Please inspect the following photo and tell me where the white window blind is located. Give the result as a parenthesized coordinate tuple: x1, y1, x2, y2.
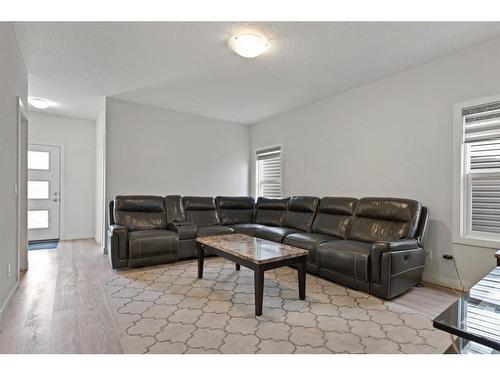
(462, 102, 500, 239)
(256, 146, 282, 198)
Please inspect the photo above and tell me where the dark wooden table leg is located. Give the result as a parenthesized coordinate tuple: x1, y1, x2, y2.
(254, 267, 264, 316)
(235, 263, 240, 271)
(297, 257, 306, 300)
(197, 244, 204, 279)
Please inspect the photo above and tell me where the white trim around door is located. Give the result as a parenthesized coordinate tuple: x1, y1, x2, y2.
(17, 97, 28, 273)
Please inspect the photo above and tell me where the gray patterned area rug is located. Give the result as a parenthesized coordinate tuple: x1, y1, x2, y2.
(101, 257, 450, 354)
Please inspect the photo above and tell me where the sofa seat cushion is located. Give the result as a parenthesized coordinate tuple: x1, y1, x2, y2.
(283, 233, 340, 264)
(128, 230, 178, 258)
(197, 225, 234, 237)
(230, 223, 268, 237)
(317, 240, 372, 281)
(254, 226, 302, 243)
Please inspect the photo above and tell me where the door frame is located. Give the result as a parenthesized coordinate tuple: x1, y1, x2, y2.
(27, 142, 65, 242)
(17, 97, 28, 273)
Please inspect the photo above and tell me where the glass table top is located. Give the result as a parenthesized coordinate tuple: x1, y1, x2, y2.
(433, 267, 500, 353)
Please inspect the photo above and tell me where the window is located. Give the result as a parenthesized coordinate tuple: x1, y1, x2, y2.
(256, 146, 282, 198)
(459, 100, 500, 244)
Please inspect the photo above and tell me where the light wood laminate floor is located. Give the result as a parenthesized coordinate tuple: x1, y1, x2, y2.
(0, 239, 458, 354)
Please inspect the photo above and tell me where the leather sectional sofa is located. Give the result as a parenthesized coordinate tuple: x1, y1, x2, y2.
(108, 195, 428, 299)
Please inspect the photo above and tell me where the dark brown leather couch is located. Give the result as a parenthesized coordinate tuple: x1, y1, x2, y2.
(107, 194, 428, 300)
(164, 195, 198, 260)
(283, 197, 358, 274)
(215, 196, 297, 237)
(108, 196, 179, 269)
(316, 198, 427, 299)
(254, 196, 319, 242)
(216, 196, 254, 225)
(182, 196, 234, 237)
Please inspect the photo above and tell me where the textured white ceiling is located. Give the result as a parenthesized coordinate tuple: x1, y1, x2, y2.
(13, 22, 500, 124)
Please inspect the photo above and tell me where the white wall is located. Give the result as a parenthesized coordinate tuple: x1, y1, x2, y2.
(29, 112, 96, 240)
(251, 37, 500, 290)
(95, 99, 106, 247)
(0, 23, 28, 317)
(105, 98, 250, 205)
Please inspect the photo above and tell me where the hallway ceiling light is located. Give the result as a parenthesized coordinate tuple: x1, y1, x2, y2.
(29, 97, 50, 109)
(229, 33, 268, 58)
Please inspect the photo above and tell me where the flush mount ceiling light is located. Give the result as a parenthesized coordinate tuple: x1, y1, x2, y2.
(229, 33, 268, 58)
(29, 97, 50, 110)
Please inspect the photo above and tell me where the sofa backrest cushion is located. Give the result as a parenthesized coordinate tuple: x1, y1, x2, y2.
(114, 195, 166, 231)
(165, 195, 185, 223)
(215, 196, 254, 225)
(348, 197, 422, 242)
(254, 197, 289, 226)
(283, 196, 319, 232)
(311, 197, 358, 239)
(182, 196, 220, 225)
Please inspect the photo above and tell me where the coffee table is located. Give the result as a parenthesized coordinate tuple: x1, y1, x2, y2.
(196, 233, 308, 316)
(433, 266, 500, 353)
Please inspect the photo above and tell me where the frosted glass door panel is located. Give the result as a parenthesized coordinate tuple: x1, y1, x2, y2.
(28, 180, 49, 199)
(28, 151, 50, 170)
(28, 210, 49, 229)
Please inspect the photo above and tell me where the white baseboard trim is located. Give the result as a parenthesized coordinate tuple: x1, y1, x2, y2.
(61, 233, 95, 241)
(0, 281, 19, 321)
(422, 272, 471, 291)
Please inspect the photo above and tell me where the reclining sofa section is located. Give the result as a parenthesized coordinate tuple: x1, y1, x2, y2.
(108, 195, 428, 299)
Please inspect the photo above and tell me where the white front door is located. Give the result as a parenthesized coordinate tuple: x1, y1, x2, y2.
(28, 144, 61, 241)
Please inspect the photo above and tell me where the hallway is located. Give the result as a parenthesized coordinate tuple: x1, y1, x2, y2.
(0, 240, 121, 353)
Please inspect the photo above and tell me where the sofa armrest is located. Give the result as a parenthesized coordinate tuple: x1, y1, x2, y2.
(167, 221, 197, 240)
(370, 239, 421, 284)
(107, 224, 129, 268)
(109, 224, 127, 234)
(373, 239, 420, 253)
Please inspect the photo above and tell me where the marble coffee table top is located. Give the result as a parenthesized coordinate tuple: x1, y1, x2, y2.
(196, 233, 308, 265)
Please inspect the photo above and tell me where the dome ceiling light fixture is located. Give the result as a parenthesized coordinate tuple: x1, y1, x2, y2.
(29, 97, 50, 110)
(229, 33, 269, 58)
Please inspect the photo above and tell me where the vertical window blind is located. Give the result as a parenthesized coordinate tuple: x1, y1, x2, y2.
(256, 146, 282, 198)
(463, 102, 500, 236)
